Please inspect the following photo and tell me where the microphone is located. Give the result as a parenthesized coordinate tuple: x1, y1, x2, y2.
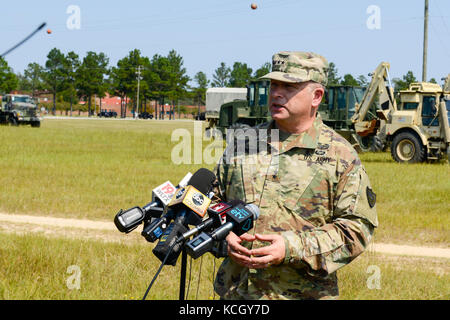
(185, 202, 260, 259)
(175, 201, 232, 243)
(114, 180, 176, 233)
(151, 168, 217, 265)
(140, 173, 193, 242)
(114, 172, 192, 234)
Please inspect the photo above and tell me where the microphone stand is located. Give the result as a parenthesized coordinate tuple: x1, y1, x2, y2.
(179, 247, 188, 300)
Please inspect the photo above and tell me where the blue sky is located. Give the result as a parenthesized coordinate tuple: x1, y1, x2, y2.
(2, 0, 450, 86)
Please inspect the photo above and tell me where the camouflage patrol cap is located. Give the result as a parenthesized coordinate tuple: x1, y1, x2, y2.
(261, 51, 329, 86)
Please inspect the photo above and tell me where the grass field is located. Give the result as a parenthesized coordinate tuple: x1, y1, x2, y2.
(0, 118, 448, 246)
(0, 232, 448, 300)
(0, 118, 449, 300)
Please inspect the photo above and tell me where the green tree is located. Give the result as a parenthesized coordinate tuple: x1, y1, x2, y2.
(327, 62, 341, 85)
(0, 57, 18, 94)
(340, 74, 359, 86)
(357, 75, 368, 87)
(76, 51, 109, 116)
(145, 54, 171, 119)
(63, 52, 80, 116)
(192, 71, 209, 117)
(393, 71, 417, 91)
(166, 49, 190, 119)
(110, 49, 150, 118)
(212, 62, 230, 87)
(43, 48, 67, 114)
(253, 62, 271, 79)
(23, 62, 45, 95)
(229, 62, 252, 87)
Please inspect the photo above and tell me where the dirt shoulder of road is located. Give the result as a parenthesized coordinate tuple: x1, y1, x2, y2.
(0, 212, 449, 259)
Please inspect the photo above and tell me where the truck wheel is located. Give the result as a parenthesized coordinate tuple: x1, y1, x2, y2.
(355, 135, 371, 152)
(8, 117, 18, 126)
(391, 132, 426, 163)
(31, 121, 41, 128)
(371, 135, 386, 152)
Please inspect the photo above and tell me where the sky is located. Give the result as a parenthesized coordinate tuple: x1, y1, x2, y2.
(2, 0, 450, 86)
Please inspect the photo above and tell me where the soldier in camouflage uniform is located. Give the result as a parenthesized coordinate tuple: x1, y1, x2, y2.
(213, 51, 378, 300)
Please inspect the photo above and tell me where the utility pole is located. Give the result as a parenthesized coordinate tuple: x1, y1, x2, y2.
(135, 65, 142, 119)
(422, 0, 429, 82)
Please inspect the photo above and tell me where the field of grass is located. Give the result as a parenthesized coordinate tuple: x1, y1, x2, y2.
(0, 118, 448, 300)
(0, 118, 448, 246)
(0, 232, 448, 300)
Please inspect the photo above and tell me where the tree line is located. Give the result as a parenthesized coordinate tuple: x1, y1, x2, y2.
(0, 49, 272, 117)
(0, 49, 440, 117)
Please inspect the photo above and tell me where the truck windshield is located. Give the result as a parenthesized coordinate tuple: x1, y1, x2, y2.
(354, 88, 365, 103)
(12, 96, 33, 103)
(258, 86, 268, 106)
(248, 84, 255, 107)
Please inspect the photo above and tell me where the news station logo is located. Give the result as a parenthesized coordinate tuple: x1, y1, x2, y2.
(192, 193, 205, 206)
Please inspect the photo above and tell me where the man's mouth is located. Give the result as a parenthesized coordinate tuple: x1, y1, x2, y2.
(270, 103, 285, 110)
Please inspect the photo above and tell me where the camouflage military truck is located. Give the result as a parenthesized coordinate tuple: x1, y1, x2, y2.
(385, 82, 450, 162)
(351, 62, 450, 163)
(0, 94, 41, 127)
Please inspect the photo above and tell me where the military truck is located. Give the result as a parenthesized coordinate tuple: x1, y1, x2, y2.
(205, 87, 247, 136)
(351, 62, 450, 163)
(210, 79, 381, 151)
(0, 94, 41, 127)
(214, 80, 270, 135)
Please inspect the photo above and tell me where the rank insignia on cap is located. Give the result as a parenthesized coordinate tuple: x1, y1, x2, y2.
(366, 187, 376, 208)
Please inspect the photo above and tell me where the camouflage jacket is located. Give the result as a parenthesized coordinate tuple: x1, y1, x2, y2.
(213, 115, 378, 300)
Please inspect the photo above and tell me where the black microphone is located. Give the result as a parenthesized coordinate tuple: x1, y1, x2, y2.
(152, 168, 217, 265)
(185, 203, 260, 259)
(114, 180, 176, 233)
(175, 201, 232, 243)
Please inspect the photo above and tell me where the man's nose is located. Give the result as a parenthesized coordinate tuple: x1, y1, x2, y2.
(270, 85, 283, 98)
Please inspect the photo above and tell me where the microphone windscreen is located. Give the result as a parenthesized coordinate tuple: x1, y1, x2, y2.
(188, 168, 216, 195)
(244, 203, 260, 220)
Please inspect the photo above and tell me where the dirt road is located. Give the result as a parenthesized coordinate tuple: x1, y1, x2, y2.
(0, 213, 449, 259)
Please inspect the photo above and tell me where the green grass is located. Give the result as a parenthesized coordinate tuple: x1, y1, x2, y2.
(0, 232, 447, 300)
(0, 119, 218, 220)
(0, 118, 448, 246)
(0, 231, 219, 300)
(360, 152, 450, 246)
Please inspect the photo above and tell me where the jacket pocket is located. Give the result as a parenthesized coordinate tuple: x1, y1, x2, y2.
(281, 168, 335, 223)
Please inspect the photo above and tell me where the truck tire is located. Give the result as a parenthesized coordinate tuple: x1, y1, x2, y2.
(31, 121, 41, 128)
(371, 135, 386, 152)
(8, 117, 18, 126)
(391, 132, 426, 163)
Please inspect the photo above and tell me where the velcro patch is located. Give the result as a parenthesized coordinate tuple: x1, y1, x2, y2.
(366, 187, 376, 208)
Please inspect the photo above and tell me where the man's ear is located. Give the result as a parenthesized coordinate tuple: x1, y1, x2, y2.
(311, 86, 325, 108)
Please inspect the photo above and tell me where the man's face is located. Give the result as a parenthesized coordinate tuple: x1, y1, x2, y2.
(269, 80, 322, 123)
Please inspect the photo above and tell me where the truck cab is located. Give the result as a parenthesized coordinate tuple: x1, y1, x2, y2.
(0, 94, 41, 127)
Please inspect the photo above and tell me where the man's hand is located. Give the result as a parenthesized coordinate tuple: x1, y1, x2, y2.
(248, 234, 285, 268)
(226, 232, 255, 268)
(226, 232, 285, 269)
